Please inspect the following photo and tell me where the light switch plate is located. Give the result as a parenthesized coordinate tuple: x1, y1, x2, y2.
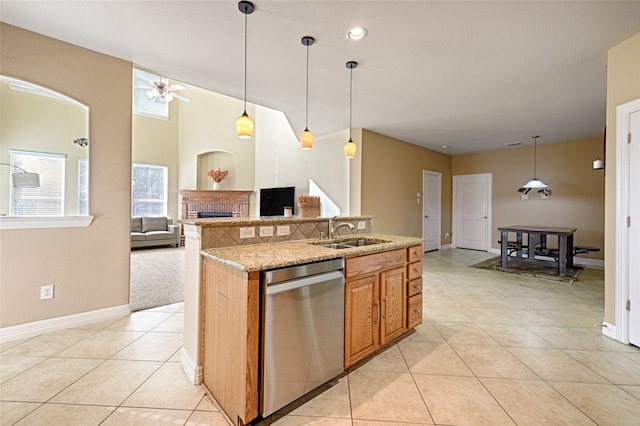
(239, 227, 255, 238)
(276, 225, 290, 236)
(259, 226, 274, 237)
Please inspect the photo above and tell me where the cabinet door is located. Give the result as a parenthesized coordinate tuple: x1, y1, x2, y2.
(380, 267, 407, 344)
(345, 275, 379, 367)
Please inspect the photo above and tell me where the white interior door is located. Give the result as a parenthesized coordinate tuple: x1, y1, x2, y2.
(422, 171, 441, 252)
(453, 174, 491, 251)
(629, 110, 640, 347)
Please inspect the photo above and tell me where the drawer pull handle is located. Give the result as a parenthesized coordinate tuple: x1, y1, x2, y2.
(413, 268, 420, 273)
(415, 309, 421, 313)
(414, 284, 421, 289)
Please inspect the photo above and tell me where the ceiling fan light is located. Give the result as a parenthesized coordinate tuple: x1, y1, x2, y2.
(344, 139, 357, 159)
(522, 178, 547, 189)
(300, 129, 313, 150)
(164, 94, 174, 103)
(237, 111, 254, 139)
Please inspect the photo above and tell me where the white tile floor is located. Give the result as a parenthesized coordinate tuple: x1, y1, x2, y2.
(2, 248, 640, 425)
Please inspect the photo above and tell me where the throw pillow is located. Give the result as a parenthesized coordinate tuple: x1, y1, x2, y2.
(142, 216, 168, 233)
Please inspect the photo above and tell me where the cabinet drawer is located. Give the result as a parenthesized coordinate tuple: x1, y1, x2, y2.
(407, 277, 422, 297)
(407, 245, 423, 263)
(345, 249, 406, 279)
(407, 293, 423, 329)
(407, 260, 423, 281)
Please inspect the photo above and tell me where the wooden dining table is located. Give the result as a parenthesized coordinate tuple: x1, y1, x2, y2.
(497, 225, 577, 276)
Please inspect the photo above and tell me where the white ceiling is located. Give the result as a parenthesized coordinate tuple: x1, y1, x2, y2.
(2, 0, 639, 154)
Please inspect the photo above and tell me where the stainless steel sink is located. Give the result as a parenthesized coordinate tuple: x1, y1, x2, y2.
(316, 242, 352, 249)
(312, 238, 389, 249)
(339, 239, 386, 247)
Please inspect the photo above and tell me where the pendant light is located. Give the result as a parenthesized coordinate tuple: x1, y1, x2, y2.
(236, 1, 254, 139)
(344, 61, 358, 159)
(521, 135, 547, 189)
(300, 36, 315, 150)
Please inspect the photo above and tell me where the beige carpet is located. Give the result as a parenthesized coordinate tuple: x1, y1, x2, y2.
(130, 247, 185, 311)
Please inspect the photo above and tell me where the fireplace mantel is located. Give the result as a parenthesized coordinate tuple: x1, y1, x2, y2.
(179, 190, 252, 220)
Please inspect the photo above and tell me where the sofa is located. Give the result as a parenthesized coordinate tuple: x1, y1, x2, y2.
(131, 216, 180, 248)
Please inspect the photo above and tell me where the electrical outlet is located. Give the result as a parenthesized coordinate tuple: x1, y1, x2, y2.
(276, 225, 290, 236)
(357, 221, 366, 230)
(239, 227, 255, 238)
(259, 226, 274, 237)
(41, 284, 54, 300)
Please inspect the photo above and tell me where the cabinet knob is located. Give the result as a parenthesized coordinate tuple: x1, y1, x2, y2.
(414, 284, 421, 289)
(415, 309, 421, 313)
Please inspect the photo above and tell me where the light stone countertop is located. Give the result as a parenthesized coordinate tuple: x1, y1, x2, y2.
(200, 233, 423, 272)
(180, 215, 374, 227)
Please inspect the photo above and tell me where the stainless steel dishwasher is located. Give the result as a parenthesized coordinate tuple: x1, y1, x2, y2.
(261, 258, 345, 417)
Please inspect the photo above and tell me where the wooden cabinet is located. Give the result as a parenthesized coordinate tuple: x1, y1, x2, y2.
(406, 245, 424, 329)
(345, 249, 407, 367)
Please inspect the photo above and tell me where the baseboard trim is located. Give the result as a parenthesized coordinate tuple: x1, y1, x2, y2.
(486, 248, 603, 268)
(0, 304, 131, 344)
(181, 347, 203, 385)
(602, 322, 617, 340)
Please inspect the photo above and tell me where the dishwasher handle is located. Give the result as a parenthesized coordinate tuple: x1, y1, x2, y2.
(265, 270, 344, 295)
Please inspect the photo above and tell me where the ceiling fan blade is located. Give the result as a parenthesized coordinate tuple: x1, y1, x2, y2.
(169, 84, 185, 91)
(172, 92, 191, 103)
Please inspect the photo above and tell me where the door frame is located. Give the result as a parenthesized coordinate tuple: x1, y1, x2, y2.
(615, 97, 640, 344)
(452, 173, 492, 251)
(422, 170, 441, 252)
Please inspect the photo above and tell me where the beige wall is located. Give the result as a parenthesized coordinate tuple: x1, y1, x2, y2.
(453, 137, 605, 259)
(0, 24, 132, 327)
(132, 101, 180, 220)
(177, 83, 256, 215)
(360, 129, 452, 240)
(604, 31, 640, 324)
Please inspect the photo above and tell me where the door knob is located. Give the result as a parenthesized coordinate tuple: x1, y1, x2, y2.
(482, 216, 488, 219)
(425, 215, 429, 218)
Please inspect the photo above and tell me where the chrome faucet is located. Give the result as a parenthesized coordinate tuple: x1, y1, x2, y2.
(328, 216, 355, 239)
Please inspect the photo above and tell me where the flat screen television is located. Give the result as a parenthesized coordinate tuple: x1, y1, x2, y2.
(260, 186, 295, 216)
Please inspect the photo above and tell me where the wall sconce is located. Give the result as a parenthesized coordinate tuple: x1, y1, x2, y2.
(74, 137, 89, 147)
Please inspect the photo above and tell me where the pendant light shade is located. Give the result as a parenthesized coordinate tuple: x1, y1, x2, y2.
(300, 36, 315, 150)
(236, 1, 254, 139)
(521, 135, 547, 189)
(344, 61, 358, 159)
(236, 111, 254, 139)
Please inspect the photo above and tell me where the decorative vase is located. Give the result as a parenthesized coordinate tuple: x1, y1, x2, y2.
(213, 181, 221, 190)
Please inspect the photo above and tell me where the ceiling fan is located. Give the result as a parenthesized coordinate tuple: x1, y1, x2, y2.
(141, 80, 191, 103)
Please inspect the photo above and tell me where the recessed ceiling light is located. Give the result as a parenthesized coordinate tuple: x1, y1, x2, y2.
(441, 145, 450, 149)
(347, 27, 368, 41)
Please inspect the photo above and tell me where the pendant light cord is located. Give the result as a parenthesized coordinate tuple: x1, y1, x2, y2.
(349, 66, 353, 140)
(532, 135, 539, 179)
(305, 43, 309, 130)
(243, 10, 248, 113)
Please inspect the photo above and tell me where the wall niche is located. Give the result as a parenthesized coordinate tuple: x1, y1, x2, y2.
(198, 150, 237, 191)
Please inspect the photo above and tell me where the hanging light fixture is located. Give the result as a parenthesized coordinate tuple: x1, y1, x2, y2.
(521, 135, 547, 189)
(344, 61, 358, 159)
(236, 1, 255, 139)
(300, 36, 315, 150)
(0, 163, 40, 188)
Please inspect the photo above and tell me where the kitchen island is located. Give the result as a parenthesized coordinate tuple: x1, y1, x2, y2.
(200, 233, 423, 425)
